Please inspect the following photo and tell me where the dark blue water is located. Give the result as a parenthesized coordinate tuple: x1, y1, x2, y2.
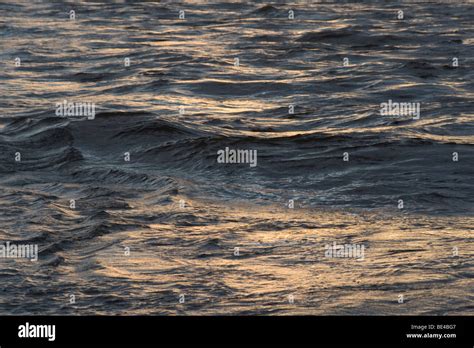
(0, 1, 472, 315)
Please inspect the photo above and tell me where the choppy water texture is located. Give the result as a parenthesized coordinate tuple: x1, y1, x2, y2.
(0, 1, 473, 315)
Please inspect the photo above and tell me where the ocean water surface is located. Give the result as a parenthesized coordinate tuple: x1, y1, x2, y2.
(0, 1, 473, 315)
